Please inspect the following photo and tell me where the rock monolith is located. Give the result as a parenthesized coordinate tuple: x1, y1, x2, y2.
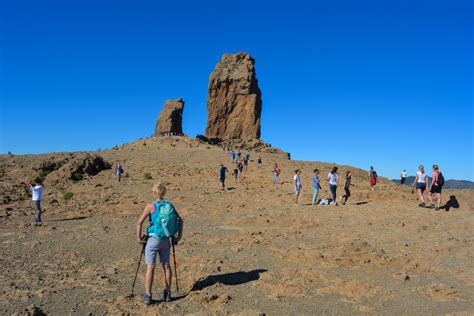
(205, 52, 262, 140)
(154, 99, 185, 136)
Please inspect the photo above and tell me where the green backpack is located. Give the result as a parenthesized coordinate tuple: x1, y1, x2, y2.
(147, 200, 180, 238)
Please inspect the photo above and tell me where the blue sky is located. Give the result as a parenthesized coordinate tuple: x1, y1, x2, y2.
(1, 0, 473, 180)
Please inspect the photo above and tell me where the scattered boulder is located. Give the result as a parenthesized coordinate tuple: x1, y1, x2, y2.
(205, 52, 262, 140)
(154, 99, 185, 136)
(46, 154, 111, 185)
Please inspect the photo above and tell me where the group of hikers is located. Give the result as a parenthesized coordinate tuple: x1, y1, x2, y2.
(219, 150, 263, 189)
(21, 145, 448, 306)
(293, 167, 365, 206)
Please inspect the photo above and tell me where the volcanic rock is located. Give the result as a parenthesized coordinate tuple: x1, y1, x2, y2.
(205, 52, 262, 140)
(154, 99, 185, 136)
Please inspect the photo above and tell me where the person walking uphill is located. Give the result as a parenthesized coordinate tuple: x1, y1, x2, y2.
(369, 166, 377, 191)
(428, 164, 444, 210)
(412, 165, 428, 207)
(273, 164, 281, 184)
(341, 171, 352, 205)
(294, 170, 302, 205)
(328, 167, 339, 205)
(136, 182, 184, 305)
(311, 169, 321, 205)
(219, 164, 227, 190)
(24, 178, 44, 223)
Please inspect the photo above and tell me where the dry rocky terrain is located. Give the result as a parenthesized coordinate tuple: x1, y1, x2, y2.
(1, 136, 473, 315)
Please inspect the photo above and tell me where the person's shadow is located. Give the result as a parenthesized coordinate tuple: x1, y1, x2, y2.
(169, 269, 267, 302)
(191, 269, 267, 291)
(440, 195, 460, 212)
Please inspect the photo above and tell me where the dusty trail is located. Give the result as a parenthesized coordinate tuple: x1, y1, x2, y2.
(1, 136, 473, 315)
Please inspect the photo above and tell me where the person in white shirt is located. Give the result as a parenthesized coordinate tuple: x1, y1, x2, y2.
(412, 165, 428, 207)
(24, 178, 45, 223)
(327, 167, 339, 205)
(293, 169, 302, 205)
(400, 170, 408, 185)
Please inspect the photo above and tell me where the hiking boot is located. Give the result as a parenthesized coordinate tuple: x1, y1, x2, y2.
(163, 289, 171, 302)
(141, 293, 152, 305)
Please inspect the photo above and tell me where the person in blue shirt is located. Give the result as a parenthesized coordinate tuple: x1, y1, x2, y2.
(230, 150, 236, 163)
(219, 164, 227, 190)
(312, 169, 321, 205)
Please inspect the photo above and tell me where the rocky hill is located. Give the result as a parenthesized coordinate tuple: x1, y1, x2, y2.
(1, 136, 473, 315)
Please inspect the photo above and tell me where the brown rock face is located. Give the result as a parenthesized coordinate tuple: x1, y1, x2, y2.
(154, 99, 185, 136)
(205, 52, 262, 140)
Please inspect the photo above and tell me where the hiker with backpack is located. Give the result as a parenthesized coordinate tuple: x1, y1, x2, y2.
(273, 164, 281, 184)
(369, 166, 377, 191)
(328, 167, 339, 205)
(412, 165, 428, 207)
(219, 164, 227, 190)
(115, 161, 124, 182)
(136, 182, 183, 305)
(24, 178, 45, 223)
(428, 164, 444, 210)
(341, 171, 352, 205)
(311, 169, 321, 205)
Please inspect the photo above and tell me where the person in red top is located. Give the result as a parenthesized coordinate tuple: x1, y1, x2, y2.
(429, 164, 443, 210)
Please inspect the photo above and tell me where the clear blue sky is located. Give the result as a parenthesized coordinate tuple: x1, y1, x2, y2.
(1, 0, 473, 180)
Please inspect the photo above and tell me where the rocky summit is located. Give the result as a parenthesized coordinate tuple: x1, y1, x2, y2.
(154, 99, 185, 136)
(205, 52, 262, 141)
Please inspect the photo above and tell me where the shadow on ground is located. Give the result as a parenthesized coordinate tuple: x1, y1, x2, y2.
(47, 216, 88, 222)
(191, 269, 267, 291)
(441, 195, 460, 212)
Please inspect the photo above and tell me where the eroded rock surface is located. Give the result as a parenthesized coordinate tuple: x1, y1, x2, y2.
(205, 52, 262, 140)
(154, 99, 185, 136)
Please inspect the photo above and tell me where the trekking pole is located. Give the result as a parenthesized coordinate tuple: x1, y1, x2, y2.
(171, 237, 180, 293)
(131, 235, 148, 296)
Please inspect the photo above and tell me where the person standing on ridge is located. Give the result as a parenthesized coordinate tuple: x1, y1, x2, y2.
(136, 182, 184, 305)
(328, 167, 339, 205)
(294, 169, 302, 205)
(369, 166, 377, 191)
(219, 164, 227, 190)
(311, 169, 321, 205)
(400, 169, 408, 185)
(412, 165, 428, 207)
(428, 164, 443, 210)
(24, 178, 45, 223)
(274, 164, 281, 184)
(341, 171, 352, 205)
(115, 161, 124, 182)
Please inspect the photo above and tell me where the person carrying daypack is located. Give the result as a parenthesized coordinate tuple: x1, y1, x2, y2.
(369, 166, 377, 191)
(428, 164, 444, 210)
(136, 182, 184, 305)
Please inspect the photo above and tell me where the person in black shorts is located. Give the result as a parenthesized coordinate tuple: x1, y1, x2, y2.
(429, 164, 443, 210)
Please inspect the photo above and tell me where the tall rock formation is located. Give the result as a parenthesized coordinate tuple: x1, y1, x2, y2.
(205, 52, 262, 140)
(154, 99, 185, 136)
